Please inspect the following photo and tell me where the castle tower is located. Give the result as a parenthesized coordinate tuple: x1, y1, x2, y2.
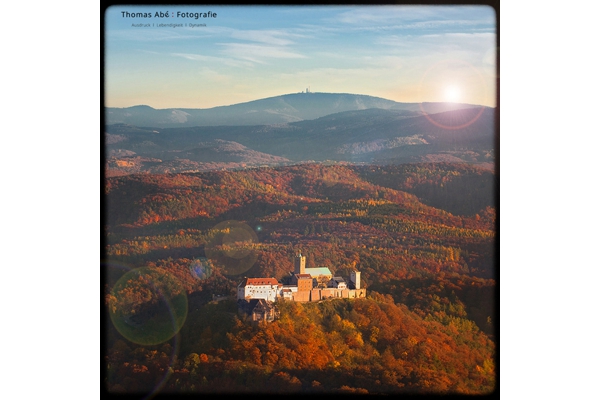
(350, 270, 361, 289)
(294, 253, 306, 275)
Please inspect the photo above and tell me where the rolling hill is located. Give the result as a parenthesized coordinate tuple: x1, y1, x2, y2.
(105, 92, 485, 128)
(105, 105, 495, 176)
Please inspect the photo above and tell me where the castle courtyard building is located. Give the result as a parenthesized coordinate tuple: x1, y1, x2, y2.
(237, 277, 279, 302)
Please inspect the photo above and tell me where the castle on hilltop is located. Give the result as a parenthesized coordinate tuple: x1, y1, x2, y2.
(237, 253, 366, 322)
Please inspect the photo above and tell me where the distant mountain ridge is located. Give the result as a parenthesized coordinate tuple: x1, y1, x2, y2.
(105, 92, 485, 128)
(105, 105, 496, 176)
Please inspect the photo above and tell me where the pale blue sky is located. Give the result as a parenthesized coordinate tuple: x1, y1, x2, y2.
(104, 5, 496, 109)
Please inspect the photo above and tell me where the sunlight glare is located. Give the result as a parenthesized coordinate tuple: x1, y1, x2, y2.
(444, 85, 461, 103)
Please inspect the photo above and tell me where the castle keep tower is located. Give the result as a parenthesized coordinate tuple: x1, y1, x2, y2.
(350, 271, 361, 290)
(294, 253, 306, 275)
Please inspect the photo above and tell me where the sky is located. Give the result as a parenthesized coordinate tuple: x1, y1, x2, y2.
(104, 5, 497, 109)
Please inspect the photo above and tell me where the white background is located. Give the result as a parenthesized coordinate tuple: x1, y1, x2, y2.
(3, 2, 599, 399)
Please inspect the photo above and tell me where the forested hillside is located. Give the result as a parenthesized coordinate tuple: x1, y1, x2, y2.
(103, 162, 497, 395)
(106, 296, 495, 394)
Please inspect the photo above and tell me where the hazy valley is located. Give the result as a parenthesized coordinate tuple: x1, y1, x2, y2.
(105, 93, 496, 176)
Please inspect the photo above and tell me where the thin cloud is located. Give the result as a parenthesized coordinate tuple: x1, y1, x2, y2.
(218, 43, 307, 64)
(170, 52, 254, 68)
(332, 5, 493, 26)
(230, 29, 309, 45)
(107, 28, 204, 42)
(361, 55, 404, 69)
(377, 32, 495, 54)
(196, 67, 231, 83)
(332, 6, 443, 24)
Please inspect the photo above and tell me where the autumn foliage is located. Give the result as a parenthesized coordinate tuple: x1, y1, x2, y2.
(105, 296, 495, 394)
(103, 163, 497, 395)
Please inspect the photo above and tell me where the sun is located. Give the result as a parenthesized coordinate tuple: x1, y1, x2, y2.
(444, 85, 461, 103)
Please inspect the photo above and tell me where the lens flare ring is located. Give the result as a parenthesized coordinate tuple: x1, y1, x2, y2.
(204, 220, 259, 276)
(107, 266, 188, 346)
(418, 58, 487, 130)
(188, 257, 213, 280)
(103, 261, 186, 399)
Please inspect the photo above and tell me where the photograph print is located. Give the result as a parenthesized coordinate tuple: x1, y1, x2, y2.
(103, 4, 498, 397)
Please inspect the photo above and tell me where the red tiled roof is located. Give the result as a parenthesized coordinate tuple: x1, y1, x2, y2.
(239, 277, 279, 287)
